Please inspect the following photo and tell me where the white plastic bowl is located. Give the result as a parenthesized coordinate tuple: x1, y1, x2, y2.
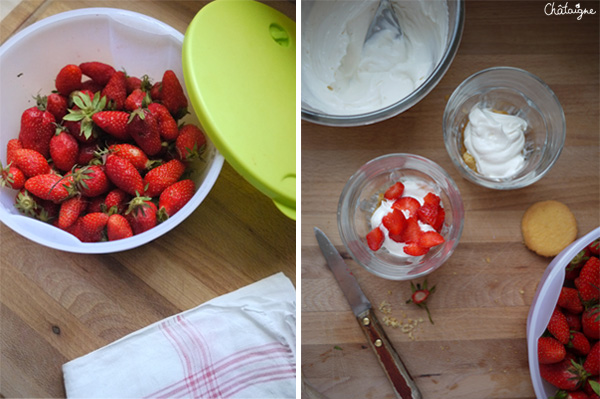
(526, 226, 600, 398)
(0, 8, 224, 253)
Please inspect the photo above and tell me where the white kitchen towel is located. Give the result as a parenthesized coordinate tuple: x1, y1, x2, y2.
(62, 272, 296, 399)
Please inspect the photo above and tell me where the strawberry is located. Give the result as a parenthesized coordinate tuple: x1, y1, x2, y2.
(6, 138, 23, 165)
(127, 108, 163, 156)
(38, 93, 68, 122)
(366, 227, 384, 251)
(107, 143, 152, 172)
(14, 189, 58, 222)
(63, 91, 106, 140)
(104, 188, 130, 214)
(55, 64, 82, 96)
(540, 353, 589, 390)
(577, 257, 600, 303)
(18, 105, 56, 158)
(418, 231, 445, 248)
(417, 202, 438, 228)
(384, 182, 404, 201)
(49, 130, 79, 172)
(107, 214, 133, 241)
(406, 279, 436, 324)
(566, 249, 590, 280)
(57, 196, 87, 230)
(81, 79, 104, 93)
(584, 377, 600, 399)
(102, 71, 127, 110)
(399, 216, 422, 244)
(559, 287, 584, 314)
(24, 173, 73, 203)
(589, 240, 600, 255)
(565, 311, 583, 332)
(158, 179, 195, 219)
(0, 163, 26, 190)
(79, 212, 109, 242)
(125, 88, 150, 112)
(72, 165, 111, 198)
(143, 159, 186, 197)
(105, 154, 144, 196)
(175, 124, 207, 160)
(404, 242, 429, 256)
(79, 61, 116, 86)
(148, 102, 179, 141)
(584, 342, 599, 376)
(423, 192, 441, 207)
(159, 70, 188, 119)
(432, 206, 445, 232)
(382, 209, 406, 236)
(551, 390, 592, 399)
(92, 111, 130, 140)
(582, 305, 600, 340)
(393, 196, 421, 218)
(125, 196, 157, 234)
(538, 336, 567, 364)
(126, 76, 142, 94)
(549, 308, 572, 344)
(12, 148, 51, 177)
(77, 142, 100, 165)
(568, 331, 591, 356)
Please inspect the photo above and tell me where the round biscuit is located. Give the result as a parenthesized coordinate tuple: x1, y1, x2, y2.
(521, 200, 577, 257)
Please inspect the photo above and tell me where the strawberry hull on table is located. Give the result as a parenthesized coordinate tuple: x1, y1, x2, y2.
(537, 241, 600, 399)
(0, 61, 208, 243)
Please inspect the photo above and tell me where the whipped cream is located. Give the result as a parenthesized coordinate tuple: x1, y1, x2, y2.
(463, 106, 528, 179)
(302, 0, 449, 116)
(370, 179, 437, 257)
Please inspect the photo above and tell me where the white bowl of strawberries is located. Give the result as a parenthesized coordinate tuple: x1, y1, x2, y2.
(0, 8, 224, 253)
(527, 227, 600, 398)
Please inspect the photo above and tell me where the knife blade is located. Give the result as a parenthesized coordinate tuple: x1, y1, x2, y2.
(314, 227, 422, 399)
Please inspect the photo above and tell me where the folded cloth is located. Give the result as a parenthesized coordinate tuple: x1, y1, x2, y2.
(63, 272, 296, 399)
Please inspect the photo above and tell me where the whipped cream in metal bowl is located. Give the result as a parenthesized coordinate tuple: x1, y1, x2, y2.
(301, 0, 450, 116)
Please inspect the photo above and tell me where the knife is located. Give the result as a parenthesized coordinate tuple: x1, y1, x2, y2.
(314, 227, 422, 399)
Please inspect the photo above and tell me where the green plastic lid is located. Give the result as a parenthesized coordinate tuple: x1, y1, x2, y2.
(182, 0, 296, 219)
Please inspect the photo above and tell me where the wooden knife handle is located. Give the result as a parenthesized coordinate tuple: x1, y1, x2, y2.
(358, 308, 422, 399)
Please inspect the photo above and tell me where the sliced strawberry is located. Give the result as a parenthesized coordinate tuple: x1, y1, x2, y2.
(366, 227, 384, 251)
(417, 202, 438, 227)
(432, 206, 445, 232)
(400, 216, 422, 244)
(393, 196, 420, 218)
(423, 192, 440, 207)
(418, 231, 445, 248)
(384, 182, 404, 201)
(404, 242, 429, 256)
(382, 209, 406, 236)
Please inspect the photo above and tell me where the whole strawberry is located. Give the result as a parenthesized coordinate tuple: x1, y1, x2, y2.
(92, 110, 130, 140)
(24, 173, 73, 203)
(105, 154, 144, 196)
(0, 163, 26, 190)
(125, 196, 157, 234)
(104, 188, 130, 214)
(540, 353, 589, 390)
(538, 336, 567, 364)
(549, 308, 572, 344)
(50, 130, 79, 172)
(143, 159, 186, 197)
(6, 138, 23, 165)
(582, 305, 600, 340)
(159, 70, 188, 119)
(107, 214, 133, 241)
(576, 257, 600, 303)
(175, 124, 207, 160)
(12, 148, 51, 177)
(78, 212, 109, 242)
(79, 61, 116, 86)
(551, 390, 593, 399)
(158, 179, 195, 220)
(57, 196, 88, 230)
(107, 143, 152, 172)
(126, 108, 163, 156)
(18, 105, 56, 158)
(583, 341, 599, 376)
(125, 88, 150, 112)
(72, 165, 111, 198)
(55, 64, 82, 96)
(102, 70, 127, 110)
(148, 102, 178, 140)
(567, 331, 591, 356)
(39, 93, 68, 122)
(558, 287, 584, 314)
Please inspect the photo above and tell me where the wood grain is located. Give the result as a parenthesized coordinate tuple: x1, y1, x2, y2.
(0, 1, 296, 398)
(301, 1, 599, 398)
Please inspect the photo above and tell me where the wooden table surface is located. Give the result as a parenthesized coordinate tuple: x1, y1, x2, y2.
(301, 1, 599, 399)
(0, 1, 296, 398)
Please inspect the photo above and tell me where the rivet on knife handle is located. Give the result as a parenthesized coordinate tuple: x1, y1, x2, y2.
(359, 309, 422, 399)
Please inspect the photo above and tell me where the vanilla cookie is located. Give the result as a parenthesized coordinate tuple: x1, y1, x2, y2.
(521, 200, 577, 257)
